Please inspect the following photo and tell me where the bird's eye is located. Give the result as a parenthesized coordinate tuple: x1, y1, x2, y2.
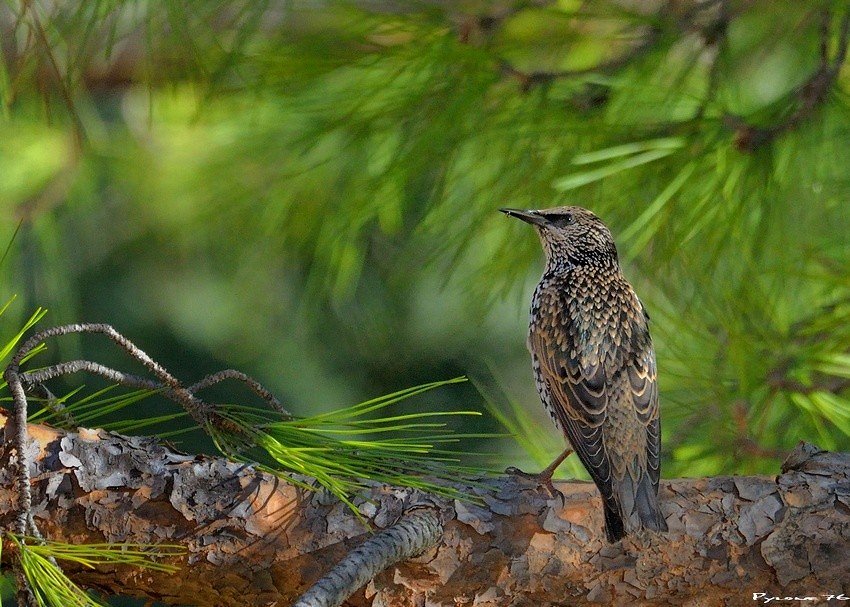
(547, 213, 573, 227)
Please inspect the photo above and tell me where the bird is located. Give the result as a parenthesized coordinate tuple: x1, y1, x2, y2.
(501, 205, 667, 543)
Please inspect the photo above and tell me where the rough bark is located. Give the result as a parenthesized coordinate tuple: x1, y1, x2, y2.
(1, 414, 849, 607)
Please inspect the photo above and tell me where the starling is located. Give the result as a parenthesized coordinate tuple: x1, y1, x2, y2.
(501, 205, 667, 543)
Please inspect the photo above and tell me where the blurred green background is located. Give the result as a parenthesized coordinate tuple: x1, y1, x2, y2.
(2, 0, 850, 494)
(4, 0, 850, 603)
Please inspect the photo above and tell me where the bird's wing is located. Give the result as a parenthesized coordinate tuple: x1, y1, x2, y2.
(529, 306, 660, 484)
(628, 344, 661, 488)
(529, 324, 612, 490)
(529, 316, 609, 429)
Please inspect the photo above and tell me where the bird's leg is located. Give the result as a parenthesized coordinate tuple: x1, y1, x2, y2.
(505, 447, 573, 495)
(538, 447, 574, 484)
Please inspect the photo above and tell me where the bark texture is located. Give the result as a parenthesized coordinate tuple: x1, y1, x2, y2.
(1, 414, 849, 607)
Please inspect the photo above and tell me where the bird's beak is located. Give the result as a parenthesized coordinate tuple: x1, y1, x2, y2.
(500, 208, 548, 227)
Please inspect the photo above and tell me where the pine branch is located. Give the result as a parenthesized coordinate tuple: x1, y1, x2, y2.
(0, 414, 848, 606)
(2, 322, 290, 603)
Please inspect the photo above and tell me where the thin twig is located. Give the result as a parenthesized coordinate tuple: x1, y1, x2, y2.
(4, 368, 33, 537)
(24, 384, 77, 429)
(21, 361, 163, 391)
(21, 0, 86, 142)
(693, 0, 729, 121)
(292, 508, 443, 607)
(189, 369, 291, 417)
(10, 324, 213, 425)
(766, 370, 850, 396)
(820, 8, 831, 65)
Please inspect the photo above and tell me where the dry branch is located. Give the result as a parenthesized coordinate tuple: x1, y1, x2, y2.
(1, 414, 849, 606)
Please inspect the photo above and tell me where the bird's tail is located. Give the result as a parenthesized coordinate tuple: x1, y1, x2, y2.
(602, 499, 626, 543)
(603, 471, 667, 543)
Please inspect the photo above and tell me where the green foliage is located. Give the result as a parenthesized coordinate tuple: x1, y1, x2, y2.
(1, 0, 850, 484)
(212, 377, 490, 506)
(6, 534, 183, 607)
(27, 386, 168, 431)
(0, 300, 47, 365)
(24, 373, 491, 504)
(472, 370, 586, 479)
(1, 304, 489, 503)
(0, 310, 488, 603)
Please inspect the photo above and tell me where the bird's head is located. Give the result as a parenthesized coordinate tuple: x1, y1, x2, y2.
(500, 205, 619, 269)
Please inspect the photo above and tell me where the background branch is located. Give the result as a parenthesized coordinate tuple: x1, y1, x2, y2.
(725, 9, 850, 151)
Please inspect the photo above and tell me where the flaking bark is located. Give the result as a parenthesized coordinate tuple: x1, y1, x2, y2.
(1, 414, 848, 607)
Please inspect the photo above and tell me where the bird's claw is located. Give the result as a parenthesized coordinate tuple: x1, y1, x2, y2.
(504, 466, 559, 498)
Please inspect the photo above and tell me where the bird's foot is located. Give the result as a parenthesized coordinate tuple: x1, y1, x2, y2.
(505, 466, 559, 496)
(504, 448, 573, 498)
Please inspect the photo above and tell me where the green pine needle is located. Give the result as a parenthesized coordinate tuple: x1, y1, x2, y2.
(208, 376, 494, 505)
(470, 371, 586, 479)
(9, 535, 184, 607)
(0, 303, 48, 364)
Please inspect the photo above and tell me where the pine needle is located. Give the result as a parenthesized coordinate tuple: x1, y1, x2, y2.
(9, 535, 184, 607)
(209, 376, 494, 504)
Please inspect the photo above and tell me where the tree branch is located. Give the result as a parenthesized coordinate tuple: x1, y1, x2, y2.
(1, 322, 293, 604)
(1, 414, 848, 606)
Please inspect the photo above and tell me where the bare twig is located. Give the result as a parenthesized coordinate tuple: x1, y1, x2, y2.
(189, 369, 290, 416)
(20, 0, 86, 142)
(3, 368, 34, 537)
(21, 360, 164, 391)
(292, 508, 443, 607)
(820, 7, 831, 65)
(766, 370, 850, 396)
(692, 0, 729, 121)
(9, 324, 213, 425)
(3, 363, 44, 607)
(457, 1, 557, 45)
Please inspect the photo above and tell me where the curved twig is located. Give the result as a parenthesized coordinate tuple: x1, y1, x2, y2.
(292, 508, 443, 607)
(21, 361, 164, 391)
(9, 324, 212, 424)
(188, 369, 290, 417)
(498, 25, 661, 93)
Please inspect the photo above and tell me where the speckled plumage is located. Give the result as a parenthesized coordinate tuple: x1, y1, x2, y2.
(502, 205, 667, 543)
